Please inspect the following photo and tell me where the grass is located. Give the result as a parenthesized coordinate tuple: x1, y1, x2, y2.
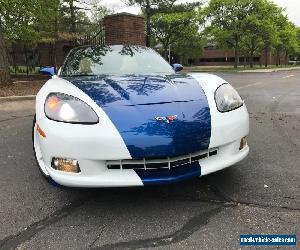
(10, 66, 40, 75)
(183, 64, 300, 72)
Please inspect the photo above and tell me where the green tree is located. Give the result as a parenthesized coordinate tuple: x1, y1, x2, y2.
(0, 0, 44, 83)
(36, 0, 61, 40)
(296, 28, 300, 63)
(274, 16, 298, 65)
(239, 2, 266, 68)
(87, 1, 110, 33)
(205, 0, 286, 68)
(125, 0, 176, 47)
(173, 32, 205, 65)
(0, 0, 42, 41)
(259, 20, 277, 68)
(151, 10, 204, 63)
(240, 30, 264, 68)
(259, 1, 283, 67)
(60, 0, 93, 34)
(205, 0, 252, 68)
(0, 0, 99, 74)
(124, 0, 202, 47)
(273, 14, 289, 66)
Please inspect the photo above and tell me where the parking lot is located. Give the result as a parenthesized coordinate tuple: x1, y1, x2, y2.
(0, 71, 299, 249)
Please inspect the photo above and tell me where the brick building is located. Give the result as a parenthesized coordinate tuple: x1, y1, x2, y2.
(192, 44, 287, 66)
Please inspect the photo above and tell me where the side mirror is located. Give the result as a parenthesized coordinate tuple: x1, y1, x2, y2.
(57, 67, 62, 76)
(172, 63, 183, 72)
(40, 67, 56, 77)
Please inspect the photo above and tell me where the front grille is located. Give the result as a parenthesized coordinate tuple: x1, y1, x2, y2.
(106, 148, 218, 170)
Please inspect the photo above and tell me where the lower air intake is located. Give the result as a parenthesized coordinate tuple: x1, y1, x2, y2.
(106, 149, 218, 170)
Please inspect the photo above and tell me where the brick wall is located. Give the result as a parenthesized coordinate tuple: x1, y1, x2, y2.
(104, 13, 146, 46)
(9, 41, 76, 68)
(195, 48, 288, 66)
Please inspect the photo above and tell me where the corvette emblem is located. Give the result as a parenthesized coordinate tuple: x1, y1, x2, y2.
(155, 115, 178, 123)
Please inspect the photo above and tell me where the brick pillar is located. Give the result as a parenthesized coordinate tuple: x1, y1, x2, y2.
(104, 13, 146, 46)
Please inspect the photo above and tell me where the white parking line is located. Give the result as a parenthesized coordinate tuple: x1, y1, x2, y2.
(13, 81, 32, 83)
(282, 75, 294, 79)
(236, 82, 264, 90)
(236, 73, 296, 90)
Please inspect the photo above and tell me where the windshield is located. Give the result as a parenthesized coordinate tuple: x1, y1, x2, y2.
(61, 45, 174, 76)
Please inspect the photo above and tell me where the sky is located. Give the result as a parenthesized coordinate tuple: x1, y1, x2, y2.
(99, 0, 300, 26)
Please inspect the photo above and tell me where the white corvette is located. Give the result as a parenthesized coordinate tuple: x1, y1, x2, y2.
(33, 45, 249, 187)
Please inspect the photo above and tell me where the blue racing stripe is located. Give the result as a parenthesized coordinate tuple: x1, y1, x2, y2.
(134, 162, 201, 185)
(66, 74, 211, 159)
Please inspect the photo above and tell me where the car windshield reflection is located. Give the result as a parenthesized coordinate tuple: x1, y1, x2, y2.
(61, 45, 174, 76)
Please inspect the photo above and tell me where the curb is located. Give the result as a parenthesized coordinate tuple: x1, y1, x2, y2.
(240, 67, 300, 73)
(0, 95, 36, 103)
(184, 67, 300, 73)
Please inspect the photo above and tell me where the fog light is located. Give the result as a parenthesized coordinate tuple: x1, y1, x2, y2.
(51, 158, 80, 173)
(239, 137, 248, 150)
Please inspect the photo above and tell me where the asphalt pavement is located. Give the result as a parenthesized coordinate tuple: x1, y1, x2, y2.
(0, 71, 299, 249)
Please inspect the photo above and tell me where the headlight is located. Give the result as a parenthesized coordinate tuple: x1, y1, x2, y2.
(215, 84, 243, 112)
(45, 93, 99, 124)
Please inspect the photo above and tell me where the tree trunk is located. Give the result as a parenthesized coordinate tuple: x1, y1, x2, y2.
(163, 47, 168, 60)
(249, 39, 255, 68)
(276, 49, 280, 66)
(145, 0, 151, 47)
(264, 47, 268, 68)
(24, 44, 29, 75)
(179, 57, 183, 65)
(233, 38, 239, 68)
(0, 30, 11, 86)
(249, 51, 254, 68)
(69, 0, 76, 33)
(234, 46, 239, 69)
(285, 50, 289, 65)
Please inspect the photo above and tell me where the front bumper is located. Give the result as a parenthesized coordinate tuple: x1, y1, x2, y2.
(36, 102, 249, 187)
(37, 124, 249, 187)
(47, 143, 249, 187)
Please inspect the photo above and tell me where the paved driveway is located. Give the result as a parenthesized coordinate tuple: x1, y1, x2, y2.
(0, 71, 299, 249)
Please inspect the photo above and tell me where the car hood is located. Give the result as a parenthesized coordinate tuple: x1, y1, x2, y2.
(63, 74, 205, 107)
(63, 74, 211, 158)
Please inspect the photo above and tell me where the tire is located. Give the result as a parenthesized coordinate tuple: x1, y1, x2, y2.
(32, 115, 61, 187)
